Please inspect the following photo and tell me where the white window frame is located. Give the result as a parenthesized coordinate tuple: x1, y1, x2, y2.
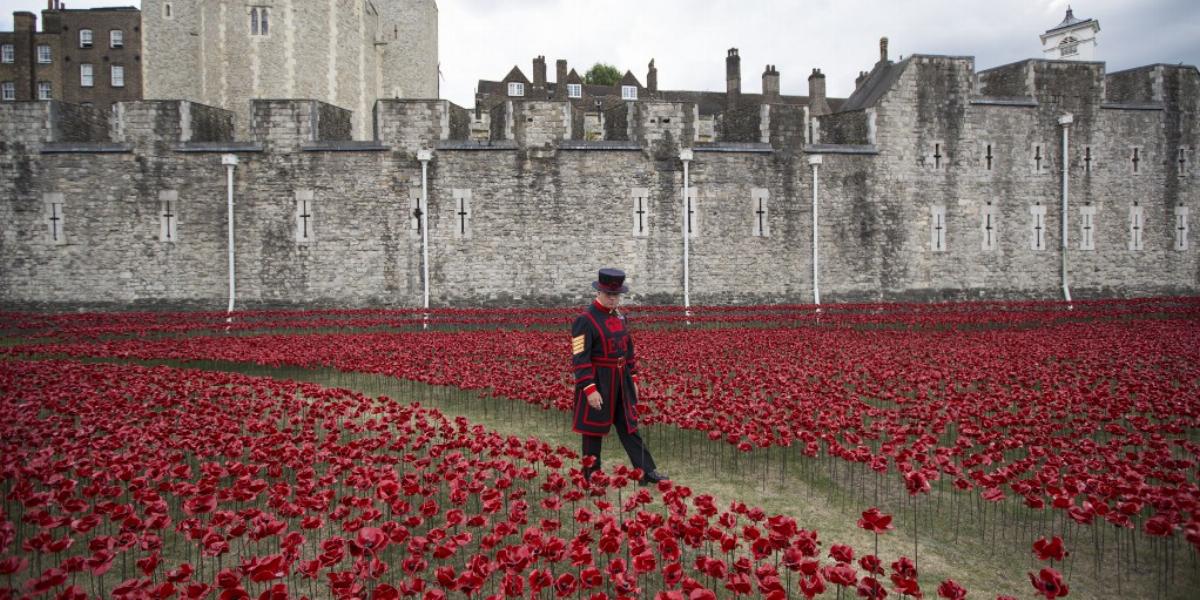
(110, 30, 124, 49)
(507, 82, 524, 97)
(80, 29, 93, 48)
(622, 85, 638, 100)
(37, 81, 51, 100)
(1, 44, 13, 64)
(37, 44, 51, 64)
(111, 65, 125, 88)
(567, 83, 582, 98)
(1, 82, 15, 102)
(80, 64, 94, 87)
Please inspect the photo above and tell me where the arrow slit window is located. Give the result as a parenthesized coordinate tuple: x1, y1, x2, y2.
(751, 188, 769, 237)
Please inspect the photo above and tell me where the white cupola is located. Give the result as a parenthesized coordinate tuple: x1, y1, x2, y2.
(1040, 6, 1100, 61)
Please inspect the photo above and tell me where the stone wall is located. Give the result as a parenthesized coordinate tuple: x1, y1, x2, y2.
(2, 55, 1198, 310)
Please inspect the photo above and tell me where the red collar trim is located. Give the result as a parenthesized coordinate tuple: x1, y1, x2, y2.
(592, 300, 615, 315)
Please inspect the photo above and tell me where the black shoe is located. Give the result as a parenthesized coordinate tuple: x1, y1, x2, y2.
(640, 470, 670, 486)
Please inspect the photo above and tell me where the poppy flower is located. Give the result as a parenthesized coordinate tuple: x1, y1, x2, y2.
(937, 579, 967, 600)
(1028, 567, 1069, 599)
(857, 508, 894, 534)
(1032, 536, 1067, 562)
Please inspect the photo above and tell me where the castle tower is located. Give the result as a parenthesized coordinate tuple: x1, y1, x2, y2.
(141, 0, 439, 139)
(1040, 6, 1100, 61)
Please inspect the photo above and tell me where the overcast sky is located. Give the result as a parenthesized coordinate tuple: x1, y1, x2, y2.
(4, 1, 1198, 107)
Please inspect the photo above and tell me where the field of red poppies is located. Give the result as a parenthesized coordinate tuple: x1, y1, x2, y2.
(2, 297, 1198, 598)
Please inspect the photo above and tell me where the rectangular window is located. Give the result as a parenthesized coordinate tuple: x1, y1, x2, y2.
(631, 188, 650, 237)
(452, 189, 472, 239)
(1176, 206, 1190, 251)
(1, 82, 15, 102)
(1079, 205, 1096, 251)
(110, 30, 124, 49)
(111, 65, 125, 88)
(508, 82, 524, 97)
(295, 190, 315, 243)
(1, 44, 13, 63)
(80, 29, 93, 48)
(80, 64, 94, 87)
(930, 205, 946, 251)
(159, 191, 178, 243)
(622, 85, 638, 100)
(250, 7, 270, 36)
(980, 202, 997, 251)
(37, 44, 51, 63)
(37, 81, 51, 100)
(1128, 203, 1145, 251)
(752, 188, 770, 237)
(1030, 204, 1047, 251)
(567, 83, 582, 98)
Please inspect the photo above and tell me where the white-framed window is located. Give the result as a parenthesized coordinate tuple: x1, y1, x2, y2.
(1, 82, 15, 102)
(163, 3, 173, 19)
(37, 81, 51, 100)
(250, 7, 270, 36)
(622, 85, 638, 100)
(110, 30, 124, 49)
(508, 82, 524, 97)
(37, 44, 51, 63)
(80, 64, 94, 87)
(80, 29, 93, 48)
(567, 83, 582, 98)
(111, 65, 125, 88)
(1, 44, 13, 64)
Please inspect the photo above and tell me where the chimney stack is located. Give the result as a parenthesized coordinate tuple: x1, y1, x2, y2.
(856, 71, 870, 90)
(533, 56, 547, 88)
(726, 48, 741, 110)
(647, 59, 658, 95)
(880, 37, 889, 64)
(762, 65, 780, 102)
(556, 59, 568, 99)
(14, 12, 35, 32)
(808, 68, 831, 116)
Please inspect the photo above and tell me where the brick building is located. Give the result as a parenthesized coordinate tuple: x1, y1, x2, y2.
(0, 2, 141, 111)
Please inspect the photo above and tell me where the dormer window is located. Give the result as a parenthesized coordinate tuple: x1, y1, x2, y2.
(567, 83, 582, 98)
(1059, 36, 1078, 57)
(622, 85, 638, 100)
(508, 82, 525, 97)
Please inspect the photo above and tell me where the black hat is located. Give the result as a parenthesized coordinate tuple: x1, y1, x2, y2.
(592, 268, 629, 293)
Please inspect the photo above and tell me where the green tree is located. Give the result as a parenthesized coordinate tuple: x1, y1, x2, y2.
(584, 63, 622, 86)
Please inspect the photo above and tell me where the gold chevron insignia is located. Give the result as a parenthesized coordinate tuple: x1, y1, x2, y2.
(572, 335, 586, 355)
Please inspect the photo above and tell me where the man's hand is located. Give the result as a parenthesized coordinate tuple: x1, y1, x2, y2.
(587, 390, 603, 410)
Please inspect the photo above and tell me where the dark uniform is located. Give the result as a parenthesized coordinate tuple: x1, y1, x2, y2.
(571, 271, 659, 481)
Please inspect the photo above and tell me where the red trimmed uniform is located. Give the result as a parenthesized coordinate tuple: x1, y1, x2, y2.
(571, 300, 657, 478)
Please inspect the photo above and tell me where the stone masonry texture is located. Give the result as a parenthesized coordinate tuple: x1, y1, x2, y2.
(0, 54, 1197, 311)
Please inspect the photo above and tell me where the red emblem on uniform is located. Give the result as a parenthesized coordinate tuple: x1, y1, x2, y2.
(606, 317, 624, 332)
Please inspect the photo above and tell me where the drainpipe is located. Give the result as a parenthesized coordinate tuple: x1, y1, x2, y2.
(809, 155, 823, 306)
(1058, 114, 1073, 305)
(679, 148, 693, 312)
(221, 154, 238, 315)
(417, 149, 433, 320)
